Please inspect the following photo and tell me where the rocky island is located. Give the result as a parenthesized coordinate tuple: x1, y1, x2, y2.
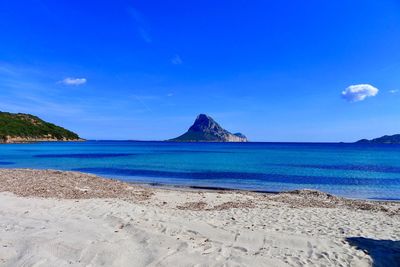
(169, 114, 248, 142)
(0, 111, 83, 143)
(356, 134, 400, 144)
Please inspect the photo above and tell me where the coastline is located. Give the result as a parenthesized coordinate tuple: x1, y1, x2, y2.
(0, 138, 85, 144)
(129, 181, 400, 202)
(0, 168, 399, 266)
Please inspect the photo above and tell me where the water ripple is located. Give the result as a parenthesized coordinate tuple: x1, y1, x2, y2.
(273, 164, 400, 174)
(73, 167, 400, 186)
(34, 153, 136, 159)
(0, 161, 14, 165)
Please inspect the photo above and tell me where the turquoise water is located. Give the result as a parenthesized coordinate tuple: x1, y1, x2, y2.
(1, 141, 400, 200)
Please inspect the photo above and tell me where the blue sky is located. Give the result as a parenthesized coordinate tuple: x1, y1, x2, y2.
(1, 0, 400, 142)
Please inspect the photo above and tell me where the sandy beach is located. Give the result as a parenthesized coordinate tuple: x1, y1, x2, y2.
(0, 169, 399, 267)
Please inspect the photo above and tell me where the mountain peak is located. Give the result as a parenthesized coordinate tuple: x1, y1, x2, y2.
(189, 114, 222, 133)
(193, 114, 214, 126)
(196, 114, 210, 120)
(169, 114, 248, 142)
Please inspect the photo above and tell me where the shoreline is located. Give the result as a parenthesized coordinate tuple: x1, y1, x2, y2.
(0, 139, 85, 144)
(65, 170, 400, 202)
(128, 181, 281, 194)
(0, 168, 399, 266)
(6, 139, 400, 144)
(129, 181, 400, 202)
(1, 168, 399, 206)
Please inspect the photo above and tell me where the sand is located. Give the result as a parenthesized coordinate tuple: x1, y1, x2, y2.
(0, 169, 399, 266)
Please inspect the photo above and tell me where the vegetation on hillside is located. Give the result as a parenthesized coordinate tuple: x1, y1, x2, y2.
(0, 112, 80, 141)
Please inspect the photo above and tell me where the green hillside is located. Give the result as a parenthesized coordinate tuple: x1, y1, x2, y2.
(0, 112, 80, 142)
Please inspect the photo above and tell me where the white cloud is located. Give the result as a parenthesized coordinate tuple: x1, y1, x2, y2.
(341, 84, 378, 102)
(60, 77, 87, 86)
(389, 89, 399, 94)
(167, 93, 174, 97)
(171, 54, 183, 65)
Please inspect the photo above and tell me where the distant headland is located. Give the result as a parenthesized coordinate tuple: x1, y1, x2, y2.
(356, 134, 400, 144)
(0, 111, 83, 144)
(169, 114, 248, 142)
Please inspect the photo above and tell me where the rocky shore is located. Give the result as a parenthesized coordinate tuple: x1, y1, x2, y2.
(0, 136, 85, 144)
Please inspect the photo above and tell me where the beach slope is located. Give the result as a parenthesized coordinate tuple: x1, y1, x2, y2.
(0, 169, 399, 266)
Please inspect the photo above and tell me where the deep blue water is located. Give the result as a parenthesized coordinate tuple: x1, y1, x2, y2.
(1, 141, 400, 200)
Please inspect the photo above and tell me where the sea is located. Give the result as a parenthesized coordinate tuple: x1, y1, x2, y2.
(1, 141, 400, 200)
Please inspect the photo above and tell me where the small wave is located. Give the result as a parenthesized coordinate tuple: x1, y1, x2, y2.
(0, 161, 14, 165)
(34, 153, 136, 159)
(274, 163, 400, 174)
(73, 167, 400, 186)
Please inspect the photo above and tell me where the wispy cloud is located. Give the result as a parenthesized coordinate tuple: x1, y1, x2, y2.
(60, 77, 87, 86)
(389, 89, 399, 94)
(171, 54, 183, 65)
(0, 63, 162, 140)
(131, 95, 153, 112)
(0, 65, 17, 76)
(128, 7, 152, 43)
(0, 62, 44, 78)
(341, 84, 378, 102)
(138, 28, 151, 43)
(0, 93, 83, 116)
